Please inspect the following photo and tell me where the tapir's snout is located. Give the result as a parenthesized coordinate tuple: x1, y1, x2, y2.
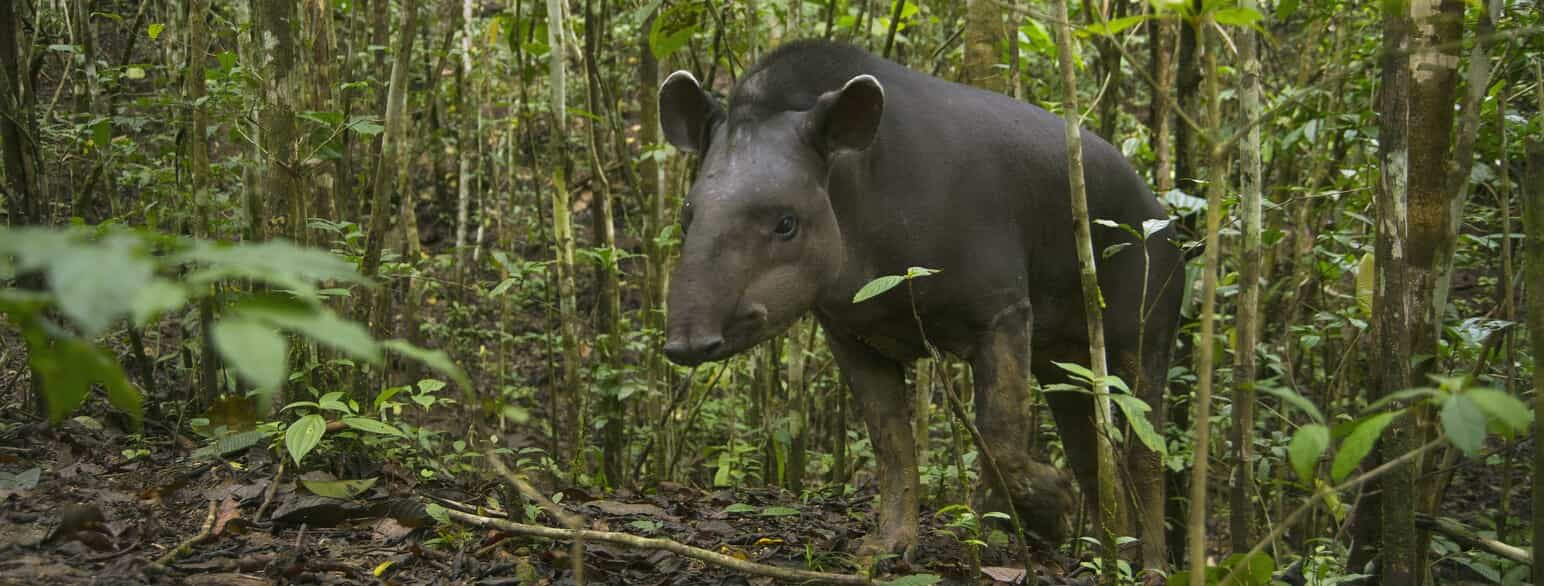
(662, 334, 724, 366)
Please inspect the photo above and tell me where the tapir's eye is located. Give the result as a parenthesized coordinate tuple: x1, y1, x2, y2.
(774, 214, 798, 239)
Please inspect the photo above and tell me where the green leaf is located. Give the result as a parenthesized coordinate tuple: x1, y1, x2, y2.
(48, 234, 154, 337)
(1462, 388, 1534, 433)
(1440, 394, 1486, 456)
(1110, 393, 1166, 457)
(235, 298, 381, 364)
(425, 502, 450, 524)
(1362, 386, 1442, 412)
(1142, 218, 1173, 239)
(131, 280, 188, 325)
(213, 317, 289, 391)
(125, 66, 146, 80)
(1259, 385, 1325, 423)
(1289, 424, 1329, 482)
(722, 503, 758, 514)
(1102, 242, 1134, 259)
(346, 115, 385, 135)
(1052, 361, 1097, 382)
(759, 506, 800, 517)
(192, 430, 265, 460)
(1220, 552, 1276, 585)
(1083, 13, 1151, 36)
(341, 416, 406, 438)
(1330, 412, 1398, 483)
(852, 275, 904, 303)
(384, 340, 471, 390)
(1213, 7, 1265, 28)
(147, 23, 165, 40)
(1354, 253, 1374, 317)
(286, 414, 327, 466)
(0, 467, 41, 490)
(178, 239, 365, 299)
(648, 2, 701, 59)
(417, 379, 448, 393)
(301, 476, 378, 499)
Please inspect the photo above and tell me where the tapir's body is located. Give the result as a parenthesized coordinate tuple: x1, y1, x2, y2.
(660, 41, 1182, 564)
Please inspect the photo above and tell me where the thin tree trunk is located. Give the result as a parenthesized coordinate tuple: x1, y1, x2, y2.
(184, 0, 220, 408)
(636, 6, 669, 484)
(1371, 3, 1417, 583)
(257, 0, 303, 242)
(1, 0, 39, 227)
(1525, 59, 1544, 586)
(583, 0, 624, 487)
(1051, 1, 1118, 582)
(962, 0, 1003, 92)
(1229, 0, 1263, 554)
(1188, 10, 1225, 584)
(359, 0, 420, 313)
(545, 0, 583, 470)
(456, 0, 475, 284)
(1148, 15, 1175, 193)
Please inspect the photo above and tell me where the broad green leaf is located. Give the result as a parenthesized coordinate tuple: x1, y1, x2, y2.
(31, 340, 90, 424)
(1213, 7, 1265, 29)
(384, 341, 470, 390)
(1289, 424, 1329, 482)
(346, 115, 385, 135)
(1331, 412, 1398, 483)
(425, 502, 450, 524)
(649, 2, 701, 59)
(301, 476, 378, 499)
(48, 234, 153, 337)
(1103, 242, 1134, 259)
(147, 23, 165, 40)
(1052, 361, 1097, 382)
(236, 298, 381, 364)
(192, 430, 266, 459)
(125, 67, 146, 80)
(1363, 386, 1442, 412)
(1440, 394, 1486, 456)
(213, 318, 289, 391)
(722, 503, 758, 514)
(1083, 14, 1151, 37)
(286, 414, 327, 465)
(1110, 393, 1166, 456)
(1259, 385, 1325, 423)
(178, 239, 365, 298)
(131, 279, 188, 325)
(759, 506, 800, 517)
(852, 275, 905, 303)
(1220, 552, 1276, 585)
(1142, 218, 1173, 239)
(1355, 252, 1374, 317)
(1462, 388, 1533, 433)
(341, 416, 406, 438)
(0, 467, 41, 490)
(417, 379, 448, 393)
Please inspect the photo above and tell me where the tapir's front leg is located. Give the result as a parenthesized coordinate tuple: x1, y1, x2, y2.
(824, 327, 918, 559)
(970, 306, 1074, 544)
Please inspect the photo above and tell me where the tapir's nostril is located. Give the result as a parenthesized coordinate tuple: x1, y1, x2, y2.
(663, 335, 725, 365)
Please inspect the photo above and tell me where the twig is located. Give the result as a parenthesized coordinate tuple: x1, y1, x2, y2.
(442, 507, 871, 584)
(254, 457, 286, 523)
(1415, 513, 1532, 564)
(485, 450, 586, 585)
(152, 499, 217, 566)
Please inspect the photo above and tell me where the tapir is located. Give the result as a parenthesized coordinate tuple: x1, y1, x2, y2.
(658, 40, 1183, 562)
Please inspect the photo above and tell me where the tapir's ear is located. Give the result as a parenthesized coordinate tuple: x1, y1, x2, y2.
(659, 70, 721, 154)
(810, 74, 884, 154)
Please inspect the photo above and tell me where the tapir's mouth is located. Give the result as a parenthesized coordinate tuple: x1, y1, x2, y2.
(663, 306, 778, 366)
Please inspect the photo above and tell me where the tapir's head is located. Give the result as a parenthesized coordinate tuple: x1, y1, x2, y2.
(657, 68, 885, 366)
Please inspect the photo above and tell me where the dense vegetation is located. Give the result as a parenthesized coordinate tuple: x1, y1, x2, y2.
(1, 0, 1542, 584)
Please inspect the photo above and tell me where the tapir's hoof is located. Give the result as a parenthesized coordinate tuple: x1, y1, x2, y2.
(977, 461, 1074, 545)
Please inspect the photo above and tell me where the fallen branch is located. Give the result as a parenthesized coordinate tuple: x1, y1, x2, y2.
(1415, 513, 1533, 564)
(486, 450, 587, 585)
(153, 499, 218, 566)
(441, 507, 871, 584)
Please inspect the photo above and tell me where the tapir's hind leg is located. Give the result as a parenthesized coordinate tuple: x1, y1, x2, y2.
(970, 308, 1074, 544)
(823, 326, 920, 558)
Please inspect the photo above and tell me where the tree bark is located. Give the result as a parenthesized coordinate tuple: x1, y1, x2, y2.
(1188, 10, 1225, 584)
(1148, 15, 1175, 193)
(1526, 59, 1544, 586)
(962, 0, 1004, 93)
(545, 0, 583, 470)
(583, 0, 624, 487)
(0, 0, 38, 226)
(360, 0, 419, 306)
(1229, 0, 1263, 554)
(1369, 3, 1417, 583)
(257, 0, 304, 242)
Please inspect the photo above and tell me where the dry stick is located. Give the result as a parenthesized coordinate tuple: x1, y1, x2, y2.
(485, 451, 585, 585)
(442, 508, 871, 584)
(629, 364, 708, 480)
(1414, 513, 1533, 564)
(153, 499, 217, 566)
(254, 457, 286, 522)
(1219, 437, 1444, 585)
